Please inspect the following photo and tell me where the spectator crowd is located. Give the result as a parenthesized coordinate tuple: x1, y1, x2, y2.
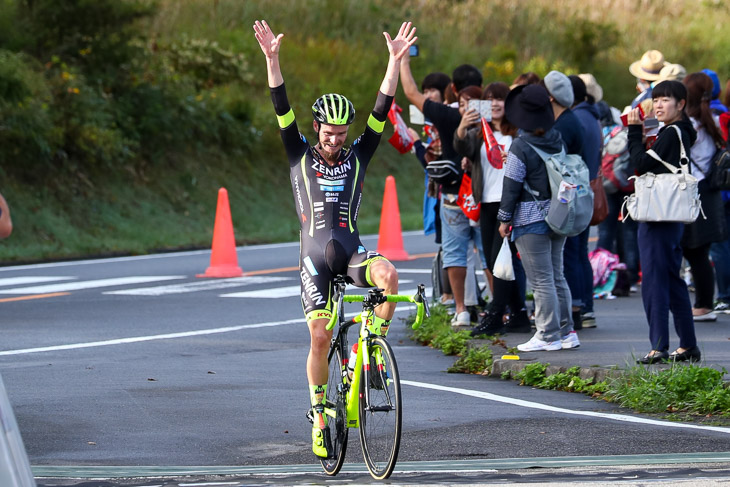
(395, 49, 730, 362)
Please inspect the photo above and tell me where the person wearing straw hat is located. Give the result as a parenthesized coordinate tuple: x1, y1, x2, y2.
(497, 84, 579, 352)
(628, 49, 670, 110)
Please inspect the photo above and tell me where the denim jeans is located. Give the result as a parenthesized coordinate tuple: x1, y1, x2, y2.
(515, 232, 573, 342)
(440, 201, 485, 268)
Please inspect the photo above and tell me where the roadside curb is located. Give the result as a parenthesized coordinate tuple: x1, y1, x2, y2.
(490, 358, 623, 383)
(466, 338, 623, 383)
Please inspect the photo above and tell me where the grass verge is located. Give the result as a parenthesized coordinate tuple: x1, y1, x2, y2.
(407, 307, 730, 420)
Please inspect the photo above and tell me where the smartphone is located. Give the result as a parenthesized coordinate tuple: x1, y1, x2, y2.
(409, 104, 424, 125)
(409, 44, 419, 57)
(643, 117, 659, 129)
(468, 99, 492, 121)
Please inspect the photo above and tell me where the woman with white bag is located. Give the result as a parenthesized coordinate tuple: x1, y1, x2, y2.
(626, 80, 700, 364)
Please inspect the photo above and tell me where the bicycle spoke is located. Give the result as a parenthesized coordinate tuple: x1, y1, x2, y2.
(359, 337, 401, 480)
(321, 346, 348, 475)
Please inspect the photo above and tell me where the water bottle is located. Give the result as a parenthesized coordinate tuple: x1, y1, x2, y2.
(347, 343, 358, 380)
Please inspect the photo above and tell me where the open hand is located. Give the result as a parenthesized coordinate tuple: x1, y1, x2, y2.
(253, 20, 283, 58)
(384, 21, 417, 60)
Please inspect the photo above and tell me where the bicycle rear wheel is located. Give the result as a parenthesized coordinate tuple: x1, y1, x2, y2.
(358, 336, 401, 479)
(321, 346, 348, 475)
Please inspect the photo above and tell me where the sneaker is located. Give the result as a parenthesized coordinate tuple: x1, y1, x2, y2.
(517, 336, 562, 352)
(630, 285, 639, 293)
(714, 301, 730, 314)
(505, 308, 532, 333)
(693, 311, 717, 322)
(470, 311, 504, 337)
(561, 331, 581, 349)
(581, 312, 596, 328)
(451, 310, 471, 327)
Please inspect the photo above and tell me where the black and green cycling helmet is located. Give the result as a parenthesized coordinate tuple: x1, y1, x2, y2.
(312, 93, 355, 125)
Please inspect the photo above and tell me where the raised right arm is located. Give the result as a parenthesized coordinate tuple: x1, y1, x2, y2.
(399, 54, 427, 112)
(253, 20, 284, 88)
(253, 20, 307, 162)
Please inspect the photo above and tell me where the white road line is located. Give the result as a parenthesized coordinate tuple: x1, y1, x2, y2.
(0, 319, 303, 356)
(0, 276, 74, 287)
(220, 280, 416, 299)
(0, 306, 418, 357)
(0, 276, 186, 294)
(104, 276, 292, 296)
(402, 380, 730, 435)
(0, 231, 428, 272)
(221, 285, 300, 299)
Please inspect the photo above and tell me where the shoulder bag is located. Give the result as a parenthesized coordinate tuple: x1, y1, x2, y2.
(621, 125, 703, 223)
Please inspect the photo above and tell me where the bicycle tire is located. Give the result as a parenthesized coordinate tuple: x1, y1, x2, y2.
(358, 336, 401, 479)
(321, 346, 348, 475)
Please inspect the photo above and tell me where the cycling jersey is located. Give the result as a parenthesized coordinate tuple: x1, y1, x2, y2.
(270, 83, 394, 322)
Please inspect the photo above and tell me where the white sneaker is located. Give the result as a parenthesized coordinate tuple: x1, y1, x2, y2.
(517, 336, 562, 352)
(451, 311, 471, 327)
(561, 331, 581, 349)
(693, 311, 717, 322)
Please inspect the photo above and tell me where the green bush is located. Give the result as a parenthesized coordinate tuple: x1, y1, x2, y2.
(449, 346, 493, 374)
(606, 365, 730, 416)
(513, 363, 608, 395)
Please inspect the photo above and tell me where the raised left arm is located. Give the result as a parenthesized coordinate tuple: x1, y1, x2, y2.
(379, 21, 417, 97)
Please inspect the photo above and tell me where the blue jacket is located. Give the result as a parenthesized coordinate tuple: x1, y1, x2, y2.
(553, 109, 584, 157)
(572, 101, 603, 180)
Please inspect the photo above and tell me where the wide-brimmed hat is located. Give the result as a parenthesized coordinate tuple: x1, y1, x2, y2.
(657, 63, 686, 82)
(505, 84, 555, 132)
(629, 50, 668, 81)
(579, 73, 603, 103)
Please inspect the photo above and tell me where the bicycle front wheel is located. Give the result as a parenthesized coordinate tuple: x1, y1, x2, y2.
(321, 346, 348, 475)
(358, 336, 401, 480)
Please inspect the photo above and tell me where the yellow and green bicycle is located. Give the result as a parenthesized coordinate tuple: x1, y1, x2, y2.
(310, 276, 429, 480)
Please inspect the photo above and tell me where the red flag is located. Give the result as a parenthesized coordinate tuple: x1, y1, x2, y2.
(481, 118, 503, 169)
(387, 102, 415, 154)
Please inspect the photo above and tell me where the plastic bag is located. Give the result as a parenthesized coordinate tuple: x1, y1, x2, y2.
(493, 237, 515, 281)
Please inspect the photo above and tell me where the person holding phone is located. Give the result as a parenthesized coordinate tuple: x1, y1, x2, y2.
(454, 82, 529, 335)
(400, 50, 484, 327)
(626, 80, 700, 364)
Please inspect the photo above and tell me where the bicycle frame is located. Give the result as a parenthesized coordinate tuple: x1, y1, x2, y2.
(325, 279, 429, 429)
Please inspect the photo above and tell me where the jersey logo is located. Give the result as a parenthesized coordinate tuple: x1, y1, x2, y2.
(311, 160, 351, 178)
(300, 268, 325, 306)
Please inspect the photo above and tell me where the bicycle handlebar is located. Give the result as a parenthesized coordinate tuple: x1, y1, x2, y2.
(325, 285, 430, 331)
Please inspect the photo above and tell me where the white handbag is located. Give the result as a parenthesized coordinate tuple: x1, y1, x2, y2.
(622, 125, 703, 224)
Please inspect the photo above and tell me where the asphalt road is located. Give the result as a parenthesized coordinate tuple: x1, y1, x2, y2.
(2, 231, 730, 485)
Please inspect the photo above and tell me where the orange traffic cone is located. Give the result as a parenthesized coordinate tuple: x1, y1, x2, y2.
(197, 188, 244, 278)
(377, 175, 409, 261)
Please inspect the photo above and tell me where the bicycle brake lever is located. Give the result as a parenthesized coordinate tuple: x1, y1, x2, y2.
(415, 284, 431, 318)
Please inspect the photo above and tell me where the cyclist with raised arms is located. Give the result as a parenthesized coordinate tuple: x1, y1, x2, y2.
(253, 20, 417, 458)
